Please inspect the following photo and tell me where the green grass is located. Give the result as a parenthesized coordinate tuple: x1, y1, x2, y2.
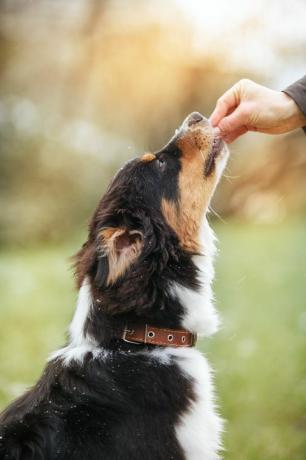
(1, 220, 306, 459)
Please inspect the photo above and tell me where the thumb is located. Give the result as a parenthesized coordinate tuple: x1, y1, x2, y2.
(222, 126, 248, 143)
(218, 106, 249, 136)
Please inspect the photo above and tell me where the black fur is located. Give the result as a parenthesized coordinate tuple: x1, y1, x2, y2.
(0, 353, 195, 460)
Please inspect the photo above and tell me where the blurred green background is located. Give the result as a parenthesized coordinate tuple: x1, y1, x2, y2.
(0, 1, 306, 459)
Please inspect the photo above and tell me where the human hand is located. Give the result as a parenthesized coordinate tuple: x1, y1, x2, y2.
(210, 79, 306, 143)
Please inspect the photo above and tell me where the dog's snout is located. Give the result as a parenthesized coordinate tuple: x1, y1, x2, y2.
(187, 112, 207, 127)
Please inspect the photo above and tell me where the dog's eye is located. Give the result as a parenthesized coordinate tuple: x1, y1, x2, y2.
(157, 157, 167, 172)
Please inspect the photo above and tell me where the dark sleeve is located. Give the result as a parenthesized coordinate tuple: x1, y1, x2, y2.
(283, 75, 306, 133)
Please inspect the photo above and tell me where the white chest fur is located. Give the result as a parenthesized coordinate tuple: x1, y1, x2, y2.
(173, 348, 223, 460)
(167, 218, 223, 458)
(151, 347, 223, 459)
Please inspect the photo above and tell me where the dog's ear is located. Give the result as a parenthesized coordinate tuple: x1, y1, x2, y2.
(96, 227, 144, 287)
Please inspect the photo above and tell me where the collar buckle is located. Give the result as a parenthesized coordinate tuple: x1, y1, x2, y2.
(122, 327, 142, 345)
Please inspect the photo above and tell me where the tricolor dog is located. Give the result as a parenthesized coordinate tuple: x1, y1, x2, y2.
(0, 112, 229, 460)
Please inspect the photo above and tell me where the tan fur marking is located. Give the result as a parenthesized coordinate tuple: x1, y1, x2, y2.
(162, 128, 216, 253)
(141, 153, 156, 162)
(162, 198, 201, 253)
(100, 227, 143, 285)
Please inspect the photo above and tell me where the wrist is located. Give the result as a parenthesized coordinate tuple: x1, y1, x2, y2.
(281, 91, 306, 129)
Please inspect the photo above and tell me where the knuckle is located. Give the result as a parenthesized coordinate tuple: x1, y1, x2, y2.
(239, 78, 254, 89)
(239, 105, 249, 117)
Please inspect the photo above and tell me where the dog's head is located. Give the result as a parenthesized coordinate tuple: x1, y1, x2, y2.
(75, 112, 228, 315)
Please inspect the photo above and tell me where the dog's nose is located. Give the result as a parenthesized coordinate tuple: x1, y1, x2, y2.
(186, 112, 207, 127)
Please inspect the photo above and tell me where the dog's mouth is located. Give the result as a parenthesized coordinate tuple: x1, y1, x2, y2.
(204, 135, 224, 177)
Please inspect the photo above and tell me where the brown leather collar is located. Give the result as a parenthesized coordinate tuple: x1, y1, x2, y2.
(115, 324, 197, 348)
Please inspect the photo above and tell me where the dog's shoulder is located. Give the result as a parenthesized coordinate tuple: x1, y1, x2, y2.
(0, 350, 194, 459)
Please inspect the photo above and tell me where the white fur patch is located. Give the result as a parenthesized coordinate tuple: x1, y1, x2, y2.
(173, 348, 223, 460)
(215, 146, 229, 183)
(49, 342, 105, 365)
(171, 218, 220, 336)
(149, 347, 223, 460)
(49, 278, 100, 365)
(69, 279, 92, 346)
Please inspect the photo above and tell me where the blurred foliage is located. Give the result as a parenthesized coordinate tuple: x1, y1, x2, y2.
(1, 219, 306, 459)
(0, 0, 305, 244)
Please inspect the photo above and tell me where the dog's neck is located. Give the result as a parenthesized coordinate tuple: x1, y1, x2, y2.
(75, 218, 218, 334)
(51, 218, 219, 363)
(174, 218, 219, 337)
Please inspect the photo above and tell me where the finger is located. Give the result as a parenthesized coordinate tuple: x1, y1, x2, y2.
(218, 105, 248, 136)
(210, 85, 241, 127)
(222, 126, 248, 143)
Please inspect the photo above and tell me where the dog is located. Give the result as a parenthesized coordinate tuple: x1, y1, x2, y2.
(0, 112, 229, 460)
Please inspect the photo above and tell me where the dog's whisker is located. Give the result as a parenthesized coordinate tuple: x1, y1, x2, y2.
(209, 206, 227, 223)
(223, 173, 240, 180)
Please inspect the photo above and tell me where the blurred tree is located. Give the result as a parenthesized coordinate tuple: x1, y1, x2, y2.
(0, 0, 305, 244)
